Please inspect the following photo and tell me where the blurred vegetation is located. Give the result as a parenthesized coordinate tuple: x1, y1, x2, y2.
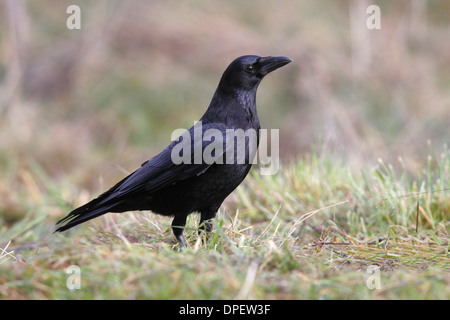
(0, 0, 449, 299)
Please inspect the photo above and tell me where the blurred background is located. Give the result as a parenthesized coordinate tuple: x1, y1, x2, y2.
(0, 0, 449, 223)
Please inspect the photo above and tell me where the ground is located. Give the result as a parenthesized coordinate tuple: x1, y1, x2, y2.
(1, 151, 448, 299)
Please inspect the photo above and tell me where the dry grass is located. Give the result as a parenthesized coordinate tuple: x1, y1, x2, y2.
(1, 149, 448, 299)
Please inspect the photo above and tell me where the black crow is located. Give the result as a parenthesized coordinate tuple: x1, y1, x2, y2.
(55, 55, 292, 248)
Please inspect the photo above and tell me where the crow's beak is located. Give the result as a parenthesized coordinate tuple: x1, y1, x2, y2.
(257, 56, 293, 76)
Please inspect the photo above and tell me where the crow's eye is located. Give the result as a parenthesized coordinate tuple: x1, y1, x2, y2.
(245, 64, 254, 73)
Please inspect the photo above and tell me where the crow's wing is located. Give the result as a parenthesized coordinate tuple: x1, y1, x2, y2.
(108, 122, 229, 199)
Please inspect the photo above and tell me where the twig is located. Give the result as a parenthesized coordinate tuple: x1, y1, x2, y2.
(416, 201, 419, 233)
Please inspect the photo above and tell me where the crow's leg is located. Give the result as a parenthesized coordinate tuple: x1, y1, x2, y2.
(171, 214, 188, 250)
(199, 206, 219, 236)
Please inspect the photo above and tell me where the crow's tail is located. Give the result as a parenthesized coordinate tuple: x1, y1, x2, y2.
(54, 200, 123, 232)
(55, 171, 136, 232)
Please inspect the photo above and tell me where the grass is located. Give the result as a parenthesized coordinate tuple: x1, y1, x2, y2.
(1, 146, 448, 300)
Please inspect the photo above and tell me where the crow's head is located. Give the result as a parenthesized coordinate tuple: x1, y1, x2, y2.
(218, 55, 292, 92)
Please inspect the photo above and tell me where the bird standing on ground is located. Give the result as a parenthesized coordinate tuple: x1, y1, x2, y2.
(55, 55, 292, 248)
